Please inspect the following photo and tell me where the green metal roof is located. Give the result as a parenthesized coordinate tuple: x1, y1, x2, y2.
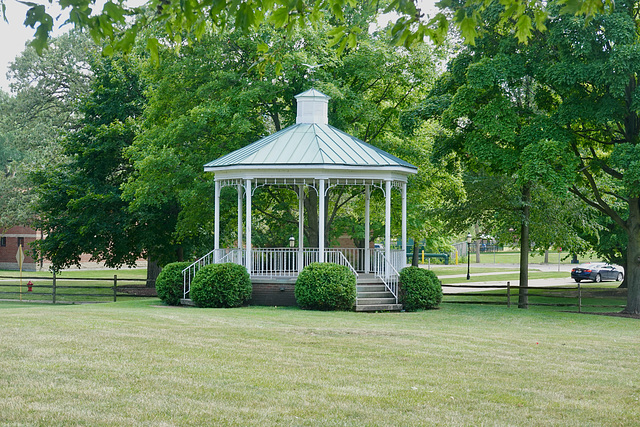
(204, 123, 417, 172)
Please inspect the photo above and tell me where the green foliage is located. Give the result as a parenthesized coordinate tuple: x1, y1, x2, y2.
(295, 263, 356, 311)
(190, 263, 252, 308)
(124, 21, 442, 253)
(155, 261, 191, 306)
(399, 267, 443, 311)
(30, 54, 149, 270)
(0, 32, 94, 234)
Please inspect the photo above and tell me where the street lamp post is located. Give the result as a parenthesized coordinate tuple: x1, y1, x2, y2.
(466, 233, 472, 280)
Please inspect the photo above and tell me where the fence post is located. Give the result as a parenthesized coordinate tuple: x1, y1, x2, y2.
(578, 281, 581, 313)
(113, 275, 118, 302)
(52, 272, 56, 304)
(507, 281, 511, 308)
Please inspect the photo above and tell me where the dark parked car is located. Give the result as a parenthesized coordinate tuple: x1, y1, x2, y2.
(570, 263, 624, 283)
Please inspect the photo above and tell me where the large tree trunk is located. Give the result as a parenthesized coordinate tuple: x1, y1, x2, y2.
(304, 189, 319, 248)
(623, 197, 640, 314)
(618, 256, 628, 289)
(412, 240, 420, 267)
(146, 257, 161, 288)
(474, 223, 481, 263)
(518, 184, 531, 309)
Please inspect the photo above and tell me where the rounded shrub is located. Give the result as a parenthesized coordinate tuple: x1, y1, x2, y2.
(190, 263, 252, 308)
(156, 261, 192, 306)
(399, 266, 443, 311)
(295, 262, 356, 311)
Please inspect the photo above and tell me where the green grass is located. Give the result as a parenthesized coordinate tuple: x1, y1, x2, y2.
(0, 301, 637, 425)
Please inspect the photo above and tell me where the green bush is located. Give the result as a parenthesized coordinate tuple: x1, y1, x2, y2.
(190, 263, 252, 308)
(295, 262, 356, 311)
(399, 266, 442, 311)
(156, 261, 192, 306)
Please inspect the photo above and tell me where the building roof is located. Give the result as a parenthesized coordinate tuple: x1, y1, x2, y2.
(204, 89, 417, 179)
(204, 123, 416, 171)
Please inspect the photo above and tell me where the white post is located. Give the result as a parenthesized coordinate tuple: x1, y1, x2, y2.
(319, 179, 325, 263)
(214, 179, 220, 262)
(298, 184, 304, 272)
(237, 183, 243, 264)
(402, 181, 407, 269)
(385, 180, 391, 279)
(246, 179, 252, 274)
(364, 184, 370, 274)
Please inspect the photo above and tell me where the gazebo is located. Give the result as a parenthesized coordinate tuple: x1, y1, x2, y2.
(183, 89, 417, 309)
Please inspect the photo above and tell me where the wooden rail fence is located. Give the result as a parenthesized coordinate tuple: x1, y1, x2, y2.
(0, 274, 155, 304)
(442, 281, 626, 312)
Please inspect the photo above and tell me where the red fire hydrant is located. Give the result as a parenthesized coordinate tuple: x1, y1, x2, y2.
(27, 281, 33, 292)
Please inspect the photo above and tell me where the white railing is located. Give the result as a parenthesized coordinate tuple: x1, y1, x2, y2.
(183, 247, 401, 298)
(326, 249, 359, 278)
(220, 248, 245, 265)
(183, 248, 242, 298)
(331, 248, 366, 273)
(373, 250, 400, 303)
(251, 248, 300, 277)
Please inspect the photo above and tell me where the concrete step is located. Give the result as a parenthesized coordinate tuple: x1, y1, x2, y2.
(357, 297, 397, 305)
(357, 291, 393, 298)
(357, 284, 386, 293)
(355, 303, 403, 312)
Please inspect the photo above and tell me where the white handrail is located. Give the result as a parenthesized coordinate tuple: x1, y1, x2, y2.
(373, 250, 400, 303)
(326, 249, 359, 278)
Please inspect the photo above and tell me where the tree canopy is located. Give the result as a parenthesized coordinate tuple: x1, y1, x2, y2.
(2, 0, 614, 59)
(0, 31, 93, 235)
(407, 0, 640, 314)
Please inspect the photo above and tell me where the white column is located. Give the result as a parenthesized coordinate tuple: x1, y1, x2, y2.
(245, 179, 252, 274)
(237, 183, 243, 265)
(237, 183, 243, 249)
(298, 184, 304, 272)
(385, 180, 391, 278)
(364, 184, 370, 274)
(402, 181, 407, 269)
(319, 179, 325, 263)
(214, 179, 220, 262)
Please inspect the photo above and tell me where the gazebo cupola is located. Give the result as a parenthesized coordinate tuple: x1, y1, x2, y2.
(295, 88, 330, 124)
(186, 89, 417, 305)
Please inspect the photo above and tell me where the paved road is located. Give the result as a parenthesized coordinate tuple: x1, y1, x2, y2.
(433, 263, 594, 294)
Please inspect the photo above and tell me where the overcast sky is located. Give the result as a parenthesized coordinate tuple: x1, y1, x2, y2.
(0, 1, 438, 93)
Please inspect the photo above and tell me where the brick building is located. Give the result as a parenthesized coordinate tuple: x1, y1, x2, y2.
(0, 226, 39, 271)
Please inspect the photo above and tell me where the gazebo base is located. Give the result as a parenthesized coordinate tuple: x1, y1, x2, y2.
(180, 275, 403, 311)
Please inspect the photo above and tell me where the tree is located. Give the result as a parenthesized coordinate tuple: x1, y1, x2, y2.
(0, 32, 94, 235)
(123, 17, 444, 262)
(412, 1, 640, 314)
(31, 54, 150, 275)
(5, 0, 609, 58)
(538, 2, 640, 314)
(405, 6, 578, 307)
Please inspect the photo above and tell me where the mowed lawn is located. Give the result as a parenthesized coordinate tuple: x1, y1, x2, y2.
(0, 300, 638, 425)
